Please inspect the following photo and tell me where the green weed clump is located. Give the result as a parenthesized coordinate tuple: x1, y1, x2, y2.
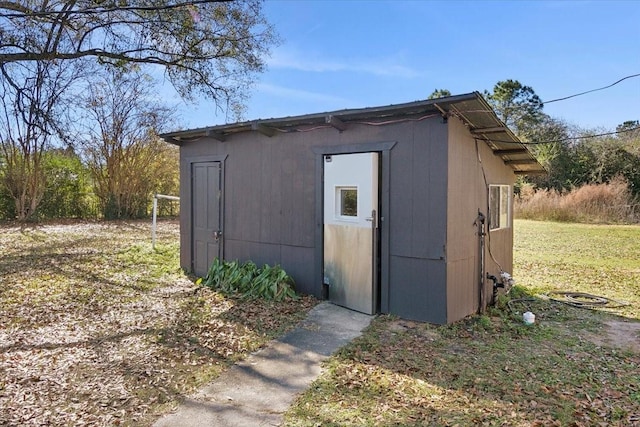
(202, 258, 297, 301)
(515, 178, 639, 224)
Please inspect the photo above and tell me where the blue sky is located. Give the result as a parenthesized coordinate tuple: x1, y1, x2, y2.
(173, 0, 640, 132)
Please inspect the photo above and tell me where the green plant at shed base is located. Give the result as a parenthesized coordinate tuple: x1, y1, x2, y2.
(202, 258, 298, 301)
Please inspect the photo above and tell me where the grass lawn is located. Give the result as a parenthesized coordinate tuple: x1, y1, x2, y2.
(283, 219, 640, 427)
(0, 220, 316, 426)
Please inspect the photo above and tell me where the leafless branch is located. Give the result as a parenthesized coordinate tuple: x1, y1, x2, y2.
(0, 0, 231, 18)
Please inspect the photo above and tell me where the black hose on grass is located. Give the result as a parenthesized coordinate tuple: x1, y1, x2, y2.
(506, 292, 630, 316)
(546, 291, 630, 309)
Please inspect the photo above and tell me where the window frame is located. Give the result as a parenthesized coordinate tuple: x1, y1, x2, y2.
(335, 186, 358, 220)
(489, 184, 512, 230)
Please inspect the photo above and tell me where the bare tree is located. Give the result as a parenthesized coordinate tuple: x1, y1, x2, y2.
(0, 59, 83, 220)
(0, 0, 275, 221)
(0, 0, 277, 113)
(79, 69, 177, 219)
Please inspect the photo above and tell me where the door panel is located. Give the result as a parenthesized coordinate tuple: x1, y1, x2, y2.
(192, 162, 222, 277)
(323, 152, 379, 314)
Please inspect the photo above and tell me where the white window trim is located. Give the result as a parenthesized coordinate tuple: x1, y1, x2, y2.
(335, 186, 359, 221)
(489, 184, 511, 230)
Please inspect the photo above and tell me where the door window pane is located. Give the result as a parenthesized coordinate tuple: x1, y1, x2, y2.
(338, 187, 357, 217)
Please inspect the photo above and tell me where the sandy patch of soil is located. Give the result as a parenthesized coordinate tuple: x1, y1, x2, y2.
(584, 320, 640, 353)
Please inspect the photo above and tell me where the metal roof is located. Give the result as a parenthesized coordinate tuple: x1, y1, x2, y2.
(161, 91, 545, 175)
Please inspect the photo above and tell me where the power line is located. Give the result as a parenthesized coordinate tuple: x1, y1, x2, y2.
(543, 73, 640, 104)
(476, 124, 640, 146)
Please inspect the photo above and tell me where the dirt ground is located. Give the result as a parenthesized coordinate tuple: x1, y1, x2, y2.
(585, 320, 640, 353)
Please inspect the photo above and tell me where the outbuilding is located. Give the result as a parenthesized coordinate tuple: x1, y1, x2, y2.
(161, 92, 544, 324)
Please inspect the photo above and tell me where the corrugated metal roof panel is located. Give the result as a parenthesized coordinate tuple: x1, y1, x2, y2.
(162, 92, 545, 175)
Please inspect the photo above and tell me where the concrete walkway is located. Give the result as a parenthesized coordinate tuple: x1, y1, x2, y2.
(153, 302, 373, 427)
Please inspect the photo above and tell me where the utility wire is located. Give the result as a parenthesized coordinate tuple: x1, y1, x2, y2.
(543, 73, 640, 104)
(475, 124, 640, 146)
(477, 73, 640, 144)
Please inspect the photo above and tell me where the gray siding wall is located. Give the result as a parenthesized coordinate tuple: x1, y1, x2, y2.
(386, 118, 449, 323)
(179, 116, 451, 322)
(179, 131, 316, 295)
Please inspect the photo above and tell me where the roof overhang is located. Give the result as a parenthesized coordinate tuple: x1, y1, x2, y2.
(161, 92, 545, 175)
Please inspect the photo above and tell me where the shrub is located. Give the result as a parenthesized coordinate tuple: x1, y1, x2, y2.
(515, 177, 639, 223)
(0, 182, 15, 220)
(202, 258, 297, 301)
(38, 150, 98, 219)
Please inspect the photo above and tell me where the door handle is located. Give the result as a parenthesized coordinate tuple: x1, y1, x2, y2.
(213, 230, 223, 241)
(366, 210, 378, 229)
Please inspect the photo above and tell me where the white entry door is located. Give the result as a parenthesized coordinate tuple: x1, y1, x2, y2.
(323, 152, 379, 314)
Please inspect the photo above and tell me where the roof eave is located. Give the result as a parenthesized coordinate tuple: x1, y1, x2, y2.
(160, 93, 479, 144)
(161, 92, 545, 174)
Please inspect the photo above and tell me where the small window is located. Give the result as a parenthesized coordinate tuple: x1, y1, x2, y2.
(337, 187, 357, 217)
(489, 185, 511, 230)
